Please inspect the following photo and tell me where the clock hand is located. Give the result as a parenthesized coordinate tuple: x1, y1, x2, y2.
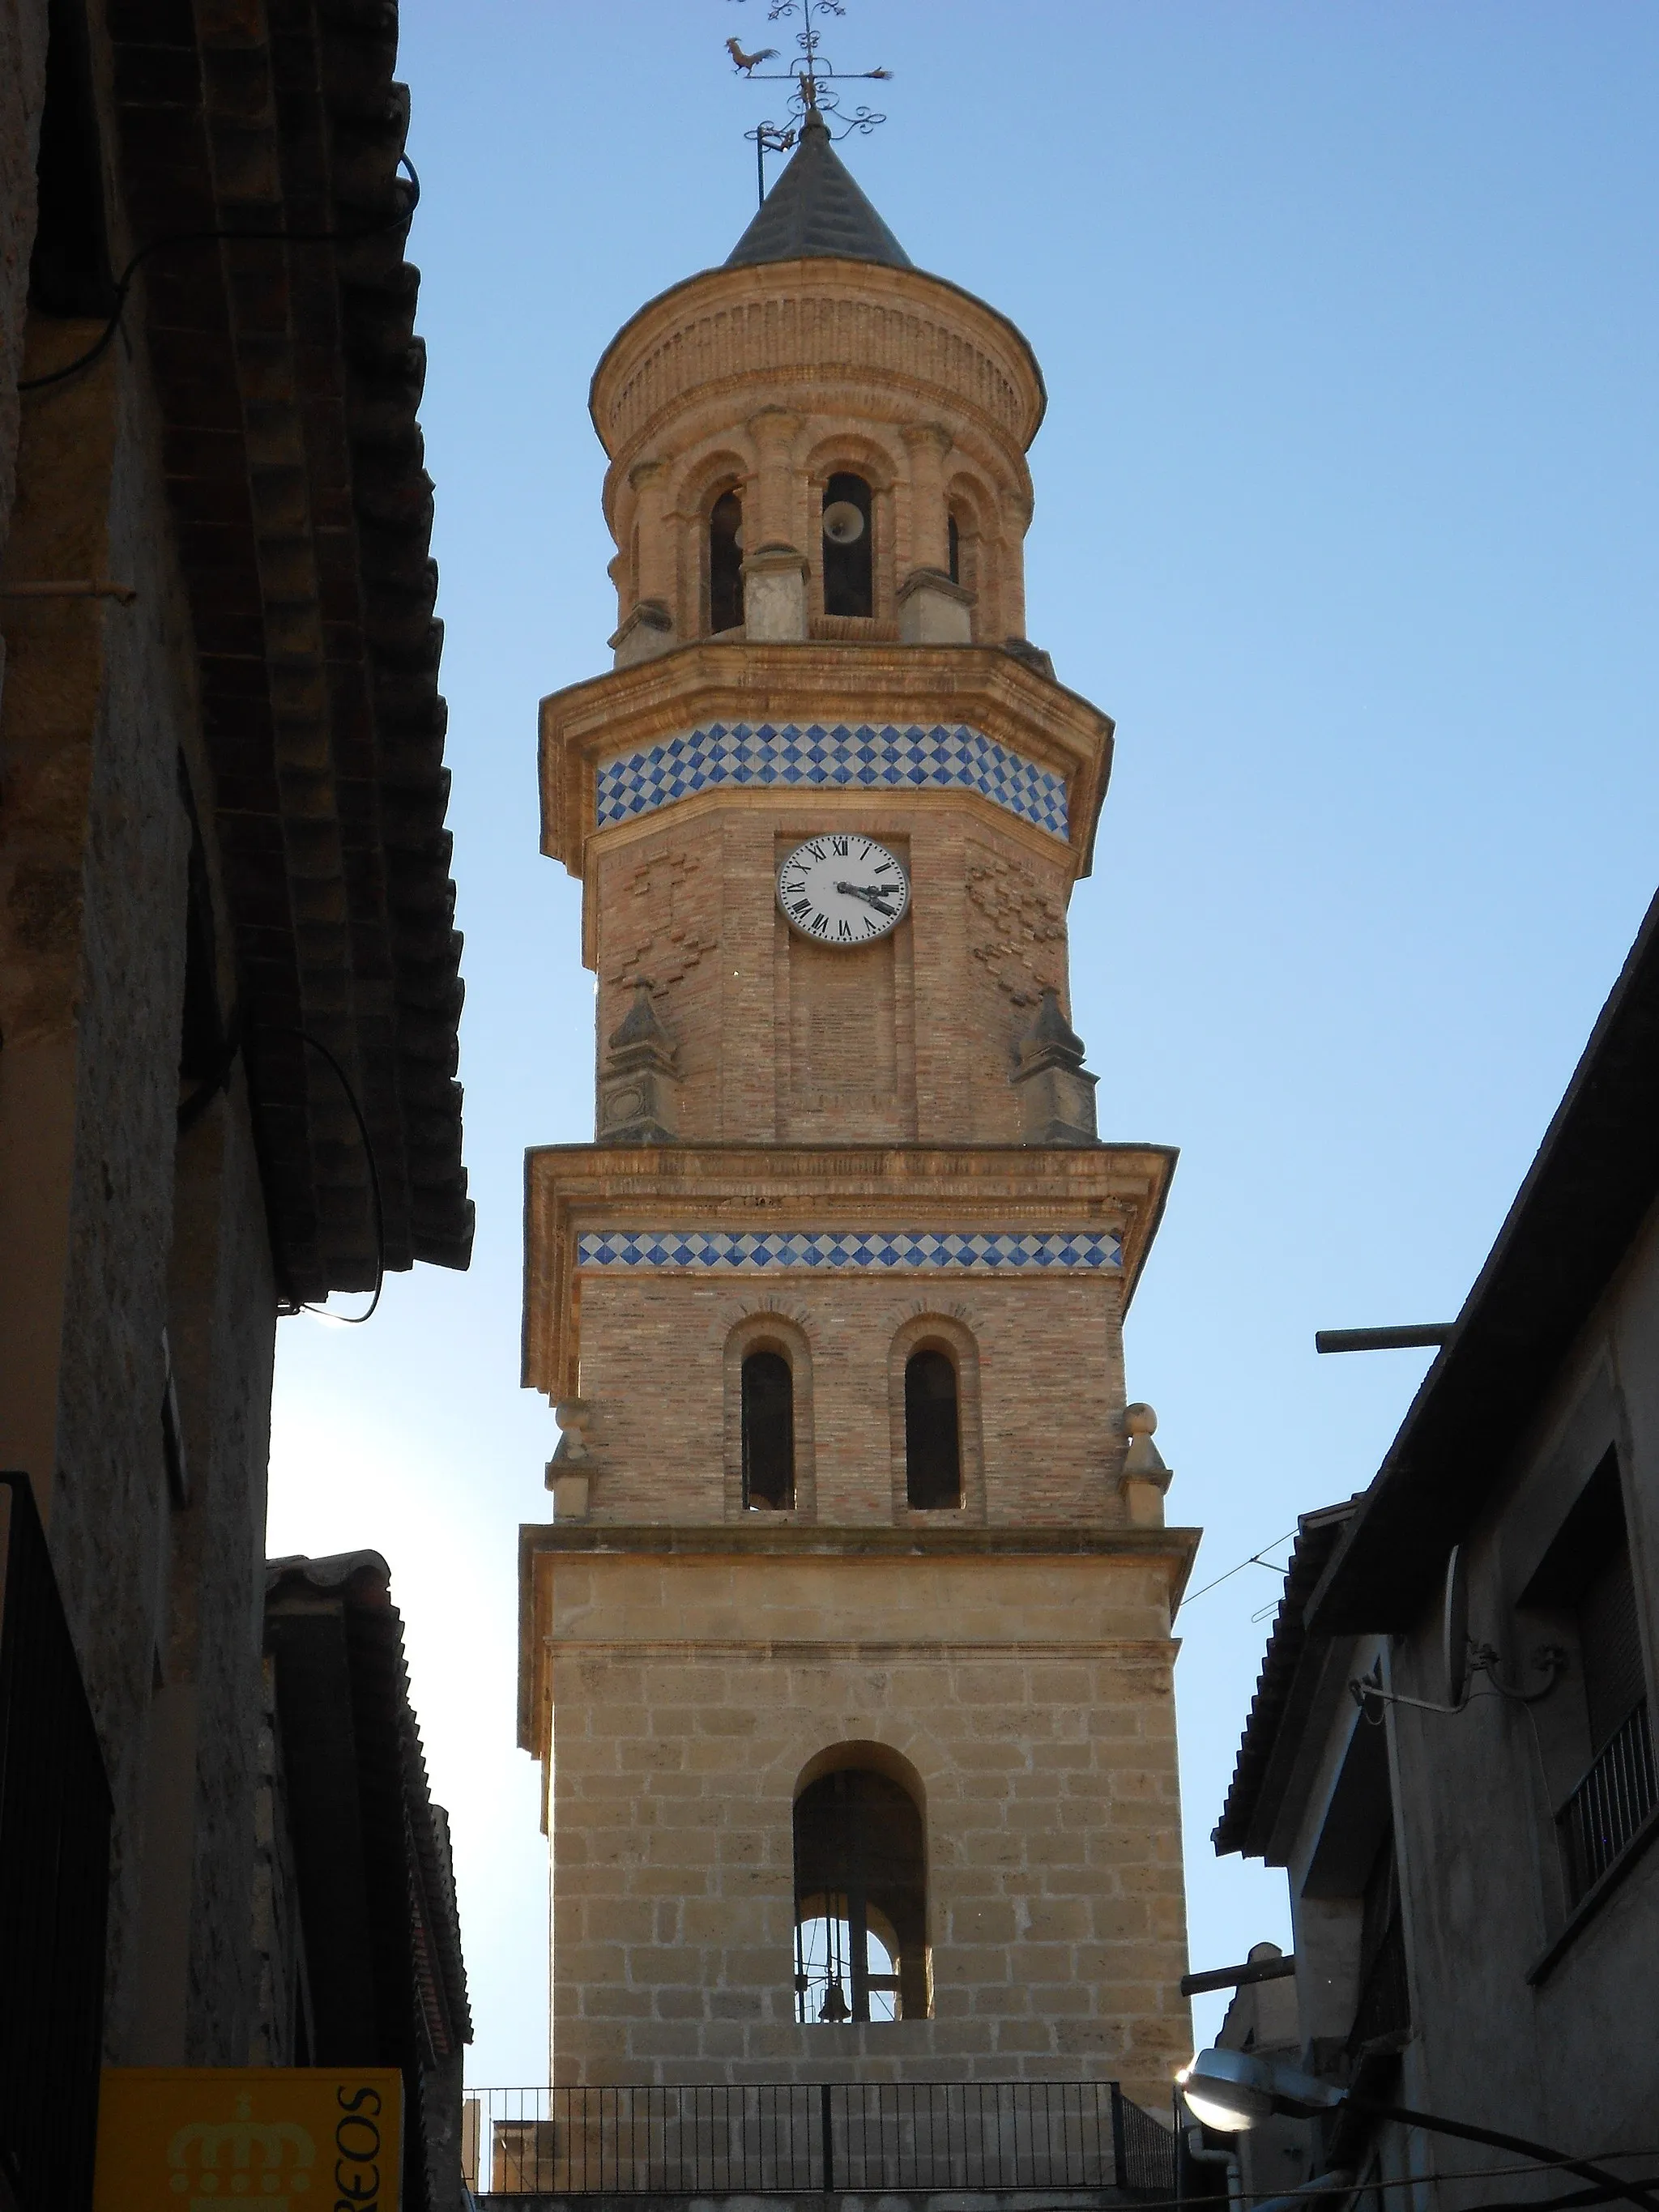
(834, 881, 901, 913)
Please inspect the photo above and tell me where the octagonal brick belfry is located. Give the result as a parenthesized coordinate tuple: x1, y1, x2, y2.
(518, 110, 1199, 2109)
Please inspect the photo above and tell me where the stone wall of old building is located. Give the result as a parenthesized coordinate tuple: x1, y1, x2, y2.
(535, 1541, 1192, 2111)
(0, 242, 279, 2069)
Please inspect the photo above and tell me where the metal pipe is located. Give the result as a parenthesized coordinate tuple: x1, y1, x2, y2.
(1314, 1324, 1452, 1354)
(1183, 1953, 1298, 1997)
(0, 579, 137, 603)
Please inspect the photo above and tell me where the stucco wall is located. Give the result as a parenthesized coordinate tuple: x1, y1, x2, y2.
(1380, 1200, 1659, 2180)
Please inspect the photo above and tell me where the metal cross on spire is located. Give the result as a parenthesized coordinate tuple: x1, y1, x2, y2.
(727, 0, 893, 207)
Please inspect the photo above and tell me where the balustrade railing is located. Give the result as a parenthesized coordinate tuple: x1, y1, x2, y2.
(1558, 1696, 1657, 1905)
(462, 2079, 1176, 2198)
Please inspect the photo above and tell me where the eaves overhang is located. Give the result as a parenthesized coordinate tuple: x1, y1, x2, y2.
(1310, 884, 1659, 1635)
(108, 0, 471, 1299)
(1213, 1502, 1358, 1860)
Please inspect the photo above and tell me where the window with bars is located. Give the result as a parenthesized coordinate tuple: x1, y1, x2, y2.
(1525, 1451, 1657, 1907)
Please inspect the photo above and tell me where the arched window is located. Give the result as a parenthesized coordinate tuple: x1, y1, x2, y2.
(947, 512, 961, 585)
(821, 472, 873, 618)
(709, 488, 744, 633)
(905, 1349, 962, 1510)
(741, 1348, 794, 1510)
(794, 1766, 928, 2022)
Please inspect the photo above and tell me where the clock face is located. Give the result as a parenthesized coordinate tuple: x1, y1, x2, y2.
(777, 834, 911, 945)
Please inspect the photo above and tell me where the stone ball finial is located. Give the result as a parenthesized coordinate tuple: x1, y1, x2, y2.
(1124, 1402, 1158, 1438)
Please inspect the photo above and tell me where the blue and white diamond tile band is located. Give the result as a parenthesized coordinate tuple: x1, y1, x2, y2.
(595, 723, 1070, 843)
(576, 1230, 1121, 1274)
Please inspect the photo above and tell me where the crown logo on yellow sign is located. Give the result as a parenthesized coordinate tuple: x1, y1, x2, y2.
(166, 2093, 314, 2208)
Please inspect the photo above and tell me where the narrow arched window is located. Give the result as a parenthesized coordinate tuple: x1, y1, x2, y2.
(794, 1767, 928, 2021)
(821, 472, 873, 617)
(741, 1348, 794, 1510)
(905, 1349, 961, 1510)
(709, 489, 744, 633)
(947, 512, 961, 585)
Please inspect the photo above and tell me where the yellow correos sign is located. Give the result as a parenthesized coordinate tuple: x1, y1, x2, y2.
(93, 2069, 403, 2211)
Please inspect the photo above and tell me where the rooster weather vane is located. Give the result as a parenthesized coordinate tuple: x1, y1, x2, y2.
(727, 0, 892, 207)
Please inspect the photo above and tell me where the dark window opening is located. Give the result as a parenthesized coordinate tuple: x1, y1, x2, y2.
(905, 1349, 961, 1511)
(822, 472, 873, 617)
(710, 490, 744, 633)
(741, 1348, 794, 1510)
(1531, 1455, 1658, 1902)
(1346, 1825, 1409, 2055)
(947, 513, 961, 585)
(30, 0, 114, 317)
(794, 1767, 928, 2022)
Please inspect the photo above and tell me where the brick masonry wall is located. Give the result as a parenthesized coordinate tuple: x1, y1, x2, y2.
(591, 797, 1079, 1148)
(540, 1549, 1192, 2109)
(574, 1272, 1128, 1528)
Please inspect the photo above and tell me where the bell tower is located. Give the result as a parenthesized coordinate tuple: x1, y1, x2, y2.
(518, 108, 1198, 2113)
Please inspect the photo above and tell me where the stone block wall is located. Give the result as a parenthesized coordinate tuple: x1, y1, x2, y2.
(0, 302, 279, 2063)
(535, 1545, 1193, 2111)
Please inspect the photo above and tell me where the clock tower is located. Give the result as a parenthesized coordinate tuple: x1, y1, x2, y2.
(518, 109, 1198, 2112)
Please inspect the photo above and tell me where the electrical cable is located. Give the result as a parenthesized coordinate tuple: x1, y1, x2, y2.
(19, 156, 420, 395)
(1174, 1530, 1299, 1617)
(262, 1025, 386, 1325)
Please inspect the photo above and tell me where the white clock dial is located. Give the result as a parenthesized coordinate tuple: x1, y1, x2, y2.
(777, 834, 911, 946)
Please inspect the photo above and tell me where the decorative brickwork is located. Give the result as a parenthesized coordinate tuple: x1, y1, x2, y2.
(597, 723, 1070, 842)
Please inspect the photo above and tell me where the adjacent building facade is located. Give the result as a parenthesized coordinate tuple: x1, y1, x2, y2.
(1214, 889, 1659, 2206)
(0, 1, 470, 2203)
(517, 110, 1197, 2112)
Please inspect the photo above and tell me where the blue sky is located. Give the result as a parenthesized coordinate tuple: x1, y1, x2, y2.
(267, 2, 1659, 2082)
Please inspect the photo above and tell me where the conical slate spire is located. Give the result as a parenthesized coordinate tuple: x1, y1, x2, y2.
(726, 108, 912, 271)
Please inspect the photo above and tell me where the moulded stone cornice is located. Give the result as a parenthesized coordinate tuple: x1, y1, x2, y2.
(538, 640, 1115, 893)
(515, 1523, 1201, 1751)
(590, 258, 1047, 481)
(522, 1139, 1176, 1400)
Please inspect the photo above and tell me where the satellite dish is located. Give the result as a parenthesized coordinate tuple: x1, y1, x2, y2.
(1441, 1545, 1469, 1705)
(822, 501, 865, 546)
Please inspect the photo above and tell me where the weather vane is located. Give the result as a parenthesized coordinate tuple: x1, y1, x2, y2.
(727, 0, 893, 207)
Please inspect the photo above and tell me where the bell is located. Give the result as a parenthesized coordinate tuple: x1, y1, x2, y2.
(822, 501, 865, 546)
(818, 1978, 851, 2022)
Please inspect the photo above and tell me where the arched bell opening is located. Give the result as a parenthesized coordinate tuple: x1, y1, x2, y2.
(905, 1347, 962, 1511)
(821, 471, 874, 618)
(792, 1763, 928, 2022)
(740, 1345, 795, 1511)
(708, 485, 745, 634)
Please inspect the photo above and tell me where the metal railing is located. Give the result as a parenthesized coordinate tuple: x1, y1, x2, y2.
(463, 2080, 1177, 2197)
(1558, 1696, 1657, 1905)
(0, 1473, 113, 2212)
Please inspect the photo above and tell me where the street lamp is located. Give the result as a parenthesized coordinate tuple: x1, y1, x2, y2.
(1178, 2049, 1659, 2211)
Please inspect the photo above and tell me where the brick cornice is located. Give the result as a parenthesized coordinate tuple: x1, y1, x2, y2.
(589, 258, 1047, 480)
(522, 1140, 1175, 1399)
(538, 641, 1115, 901)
